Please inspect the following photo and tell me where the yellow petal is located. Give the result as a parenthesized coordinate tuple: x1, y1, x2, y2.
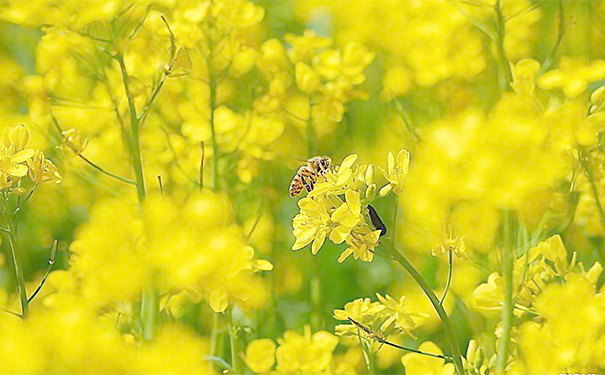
(311, 230, 327, 254)
(329, 226, 350, 244)
(339, 154, 358, 171)
(338, 247, 354, 263)
(12, 148, 34, 163)
(8, 164, 28, 177)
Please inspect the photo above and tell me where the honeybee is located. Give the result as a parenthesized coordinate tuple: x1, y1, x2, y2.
(289, 156, 332, 197)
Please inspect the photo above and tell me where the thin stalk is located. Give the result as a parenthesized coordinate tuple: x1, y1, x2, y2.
(394, 99, 421, 141)
(357, 329, 374, 375)
(27, 240, 58, 303)
(380, 338, 453, 361)
(2, 307, 21, 318)
(496, 210, 514, 373)
(495, 0, 511, 93)
(440, 249, 453, 305)
(78, 154, 136, 185)
(392, 194, 400, 244)
(348, 317, 453, 361)
(51, 113, 135, 186)
(381, 241, 465, 375)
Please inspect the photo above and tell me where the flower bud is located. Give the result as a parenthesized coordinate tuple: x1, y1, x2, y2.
(365, 183, 376, 202)
(365, 164, 374, 185)
(591, 86, 605, 106)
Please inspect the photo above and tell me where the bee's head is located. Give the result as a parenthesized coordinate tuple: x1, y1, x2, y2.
(319, 156, 331, 171)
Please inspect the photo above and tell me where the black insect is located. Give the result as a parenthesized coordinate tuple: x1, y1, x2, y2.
(368, 204, 387, 236)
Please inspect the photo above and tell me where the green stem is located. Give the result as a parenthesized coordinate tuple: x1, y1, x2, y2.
(578, 150, 605, 260)
(116, 54, 147, 204)
(140, 284, 159, 341)
(210, 312, 221, 359)
(382, 241, 465, 375)
(78, 154, 136, 185)
(6, 224, 28, 318)
(440, 250, 453, 305)
(496, 211, 514, 373)
(207, 54, 220, 191)
(116, 53, 158, 342)
(227, 309, 243, 375)
(392, 194, 400, 244)
(495, 0, 511, 94)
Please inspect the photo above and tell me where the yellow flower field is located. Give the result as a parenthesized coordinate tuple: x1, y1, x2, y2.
(0, 0, 604, 374)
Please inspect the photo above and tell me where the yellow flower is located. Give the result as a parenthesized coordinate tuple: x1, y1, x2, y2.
(243, 339, 276, 373)
(27, 150, 62, 185)
(291, 196, 332, 254)
(329, 190, 362, 244)
(0, 147, 33, 178)
(310, 153, 358, 197)
(375, 293, 424, 337)
(334, 297, 385, 328)
(431, 226, 468, 259)
(510, 58, 540, 96)
(338, 226, 381, 263)
(401, 341, 455, 375)
(379, 149, 410, 197)
(0, 124, 35, 179)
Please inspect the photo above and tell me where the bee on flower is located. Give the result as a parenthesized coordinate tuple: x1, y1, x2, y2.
(291, 153, 405, 263)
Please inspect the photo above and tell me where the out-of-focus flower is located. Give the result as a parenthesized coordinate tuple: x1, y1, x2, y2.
(538, 56, 605, 97)
(401, 341, 455, 375)
(275, 326, 339, 374)
(242, 339, 276, 373)
(510, 58, 540, 96)
(61, 128, 89, 155)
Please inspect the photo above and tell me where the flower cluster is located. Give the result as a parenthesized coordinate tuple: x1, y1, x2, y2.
(62, 192, 272, 315)
(334, 294, 425, 341)
(292, 151, 410, 263)
(242, 326, 356, 374)
(0, 124, 61, 191)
